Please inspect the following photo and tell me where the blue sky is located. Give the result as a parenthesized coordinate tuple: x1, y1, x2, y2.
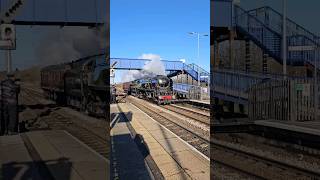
(110, 0, 210, 83)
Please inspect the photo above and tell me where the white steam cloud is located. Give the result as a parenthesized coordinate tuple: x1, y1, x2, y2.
(122, 53, 166, 82)
(36, 25, 107, 66)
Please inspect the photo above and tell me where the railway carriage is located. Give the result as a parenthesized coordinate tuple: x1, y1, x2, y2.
(40, 54, 108, 117)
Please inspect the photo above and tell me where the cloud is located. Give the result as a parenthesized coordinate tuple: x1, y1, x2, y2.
(121, 53, 166, 82)
(35, 25, 107, 66)
(138, 53, 161, 61)
(180, 58, 186, 63)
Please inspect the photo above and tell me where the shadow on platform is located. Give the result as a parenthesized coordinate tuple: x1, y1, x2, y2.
(110, 111, 132, 129)
(2, 158, 72, 180)
(110, 110, 154, 179)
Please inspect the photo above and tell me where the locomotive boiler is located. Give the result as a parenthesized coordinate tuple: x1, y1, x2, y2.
(127, 75, 174, 104)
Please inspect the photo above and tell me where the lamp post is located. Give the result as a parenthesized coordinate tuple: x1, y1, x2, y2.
(110, 61, 117, 85)
(315, 47, 318, 120)
(283, 0, 287, 77)
(188, 32, 208, 100)
(188, 32, 208, 85)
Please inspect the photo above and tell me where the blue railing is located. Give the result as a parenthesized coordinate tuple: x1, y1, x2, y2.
(111, 58, 210, 82)
(110, 58, 184, 71)
(213, 69, 314, 102)
(173, 83, 193, 93)
(213, 70, 265, 93)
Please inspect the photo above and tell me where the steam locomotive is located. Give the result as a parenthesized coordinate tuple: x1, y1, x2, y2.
(126, 75, 174, 104)
(40, 54, 108, 117)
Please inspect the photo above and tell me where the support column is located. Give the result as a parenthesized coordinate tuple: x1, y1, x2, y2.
(229, 30, 234, 70)
(245, 39, 251, 72)
(213, 41, 217, 69)
(6, 50, 12, 74)
(263, 52, 268, 73)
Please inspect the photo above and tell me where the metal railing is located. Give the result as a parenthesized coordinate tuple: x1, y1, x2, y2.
(173, 83, 210, 100)
(111, 58, 210, 83)
(249, 78, 319, 121)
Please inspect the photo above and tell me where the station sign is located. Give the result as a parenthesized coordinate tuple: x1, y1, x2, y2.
(110, 68, 115, 77)
(288, 46, 315, 51)
(0, 24, 16, 50)
(295, 83, 310, 96)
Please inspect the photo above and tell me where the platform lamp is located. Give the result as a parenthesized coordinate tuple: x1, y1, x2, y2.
(314, 46, 319, 121)
(188, 32, 208, 100)
(110, 61, 117, 85)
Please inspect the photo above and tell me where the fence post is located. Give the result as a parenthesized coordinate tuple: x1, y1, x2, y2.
(0, 80, 3, 135)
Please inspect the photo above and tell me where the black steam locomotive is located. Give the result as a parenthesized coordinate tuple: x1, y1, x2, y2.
(128, 75, 174, 104)
(40, 54, 108, 117)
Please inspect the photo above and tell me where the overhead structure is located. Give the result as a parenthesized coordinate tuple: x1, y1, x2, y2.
(0, 0, 106, 73)
(0, 0, 25, 73)
(0, 0, 25, 24)
(110, 58, 210, 84)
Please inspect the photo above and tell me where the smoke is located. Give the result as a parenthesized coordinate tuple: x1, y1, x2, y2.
(35, 25, 107, 66)
(121, 53, 166, 82)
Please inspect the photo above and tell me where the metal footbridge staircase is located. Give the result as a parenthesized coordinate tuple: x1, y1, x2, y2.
(214, 5, 320, 104)
(235, 5, 320, 66)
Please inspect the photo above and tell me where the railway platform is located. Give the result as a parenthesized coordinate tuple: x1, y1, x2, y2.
(213, 119, 320, 149)
(185, 99, 210, 109)
(0, 130, 109, 180)
(111, 103, 210, 180)
(253, 120, 320, 150)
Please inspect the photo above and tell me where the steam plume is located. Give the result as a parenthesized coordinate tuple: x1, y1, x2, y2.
(36, 25, 107, 66)
(122, 53, 166, 82)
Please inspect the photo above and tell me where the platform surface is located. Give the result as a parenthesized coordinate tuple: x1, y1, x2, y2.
(0, 130, 109, 180)
(0, 134, 43, 180)
(110, 104, 153, 180)
(189, 99, 210, 105)
(255, 120, 320, 136)
(112, 102, 210, 180)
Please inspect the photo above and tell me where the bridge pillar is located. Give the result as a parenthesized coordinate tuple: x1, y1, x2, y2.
(213, 40, 221, 69)
(245, 39, 251, 72)
(263, 52, 268, 73)
(233, 103, 247, 115)
(234, 102, 240, 113)
(229, 30, 236, 70)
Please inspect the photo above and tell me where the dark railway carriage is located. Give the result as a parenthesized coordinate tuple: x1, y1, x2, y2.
(41, 64, 69, 103)
(40, 54, 108, 117)
(129, 75, 174, 104)
(122, 82, 131, 94)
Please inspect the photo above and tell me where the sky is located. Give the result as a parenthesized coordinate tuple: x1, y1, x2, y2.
(110, 0, 210, 83)
(1, 0, 319, 82)
(0, 0, 107, 71)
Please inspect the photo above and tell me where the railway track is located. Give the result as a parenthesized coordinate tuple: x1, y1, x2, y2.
(161, 104, 210, 125)
(20, 85, 110, 159)
(127, 96, 210, 158)
(211, 160, 264, 180)
(43, 111, 109, 158)
(211, 139, 320, 179)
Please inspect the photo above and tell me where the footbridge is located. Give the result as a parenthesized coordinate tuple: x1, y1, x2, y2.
(110, 58, 210, 96)
(211, 0, 320, 108)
